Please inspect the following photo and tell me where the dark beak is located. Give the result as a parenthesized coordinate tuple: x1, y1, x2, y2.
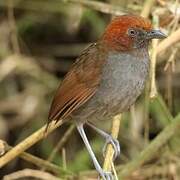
(146, 29, 167, 39)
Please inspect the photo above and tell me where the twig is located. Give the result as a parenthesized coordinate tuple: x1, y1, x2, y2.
(152, 94, 173, 123)
(118, 113, 180, 179)
(164, 48, 177, 72)
(111, 161, 118, 180)
(130, 105, 139, 140)
(62, 148, 67, 170)
(123, 162, 180, 179)
(157, 28, 180, 55)
(0, 140, 67, 175)
(103, 115, 121, 172)
(150, 14, 159, 98)
(45, 124, 75, 164)
(0, 120, 63, 168)
(141, 0, 156, 18)
(20, 149, 73, 175)
(3, 168, 61, 180)
(164, 48, 177, 110)
(63, 0, 125, 15)
(7, 0, 20, 54)
(143, 81, 150, 144)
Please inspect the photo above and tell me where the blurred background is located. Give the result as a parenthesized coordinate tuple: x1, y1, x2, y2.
(0, 0, 179, 179)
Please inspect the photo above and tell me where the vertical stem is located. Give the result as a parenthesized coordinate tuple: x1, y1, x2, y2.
(62, 148, 67, 170)
(143, 81, 150, 144)
(103, 114, 121, 172)
(141, 0, 156, 18)
(150, 14, 159, 98)
(164, 48, 177, 114)
(7, 0, 20, 54)
(166, 65, 173, 112)
(130, 104, 140, 146)
(45, 125, 74, 164)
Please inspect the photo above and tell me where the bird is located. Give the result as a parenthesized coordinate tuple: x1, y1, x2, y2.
(47, 14, 166, 180)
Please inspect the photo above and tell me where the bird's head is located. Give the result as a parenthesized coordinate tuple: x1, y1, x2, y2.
(101, 15, 166, 51)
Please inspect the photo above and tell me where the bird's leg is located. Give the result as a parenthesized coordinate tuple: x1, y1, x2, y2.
(76, 123, 113, 180)
(86, 122, 120, 160)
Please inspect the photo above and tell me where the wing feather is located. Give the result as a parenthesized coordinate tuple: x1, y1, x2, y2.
(48, 43, 106, 123)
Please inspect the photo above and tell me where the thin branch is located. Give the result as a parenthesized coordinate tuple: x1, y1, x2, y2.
(164, 48, 177, 72)
(63, 0, 125, 15)
(118, 113, 180, 179)
(7, 0, 20, 54)
(45, 124, 75, 164)
(3, 168, 61, 180)
(123, 162, 180, 179)
(164, 48, 177, 110)
(141, 0, 156, 18)
(150, 14, 159, 98)
(0, 140, 66, 175)
(157, 28, 180, 55)
(103, 114, 121, 172)
(153, 94, 173, 123)
(62, 148, 67, 170)
(0, 120, 63, 168)
(19, 149, 73, 175)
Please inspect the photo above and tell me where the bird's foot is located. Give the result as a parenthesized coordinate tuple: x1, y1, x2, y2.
(103, 135, 120, 161)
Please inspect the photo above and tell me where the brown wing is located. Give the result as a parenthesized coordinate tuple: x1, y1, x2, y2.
(48, 43, 106, 123)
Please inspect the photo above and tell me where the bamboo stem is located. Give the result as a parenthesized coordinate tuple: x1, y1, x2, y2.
(157, 28, 180, 55)
(150, 14, 159, 98)
(141, 0, 156, 18)
(103, 115, 121, 173)
(7, 0, 20, 54)
(3, 168, 61, 180)
(0, 140, 73, 175)
(0, 120, 63, 168)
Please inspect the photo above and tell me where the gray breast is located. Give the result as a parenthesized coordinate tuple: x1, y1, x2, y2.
(72, 49, 149, 123)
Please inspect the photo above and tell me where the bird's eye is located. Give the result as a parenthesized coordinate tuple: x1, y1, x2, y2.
(128, 29, 137, 37)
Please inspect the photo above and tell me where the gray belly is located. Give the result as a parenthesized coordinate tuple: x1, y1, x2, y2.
(72, 51, 149, 123)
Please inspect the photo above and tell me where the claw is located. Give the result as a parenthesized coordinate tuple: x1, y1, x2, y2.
(103, 136, 120, 161)
(86, 122, 120, 161)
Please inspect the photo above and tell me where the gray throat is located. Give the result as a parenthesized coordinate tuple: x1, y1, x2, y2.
(98, 48, 150, 108)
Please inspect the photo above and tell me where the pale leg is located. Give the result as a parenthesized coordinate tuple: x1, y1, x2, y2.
(76, 123, 113, 180)
(86, 122, 120, 160)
